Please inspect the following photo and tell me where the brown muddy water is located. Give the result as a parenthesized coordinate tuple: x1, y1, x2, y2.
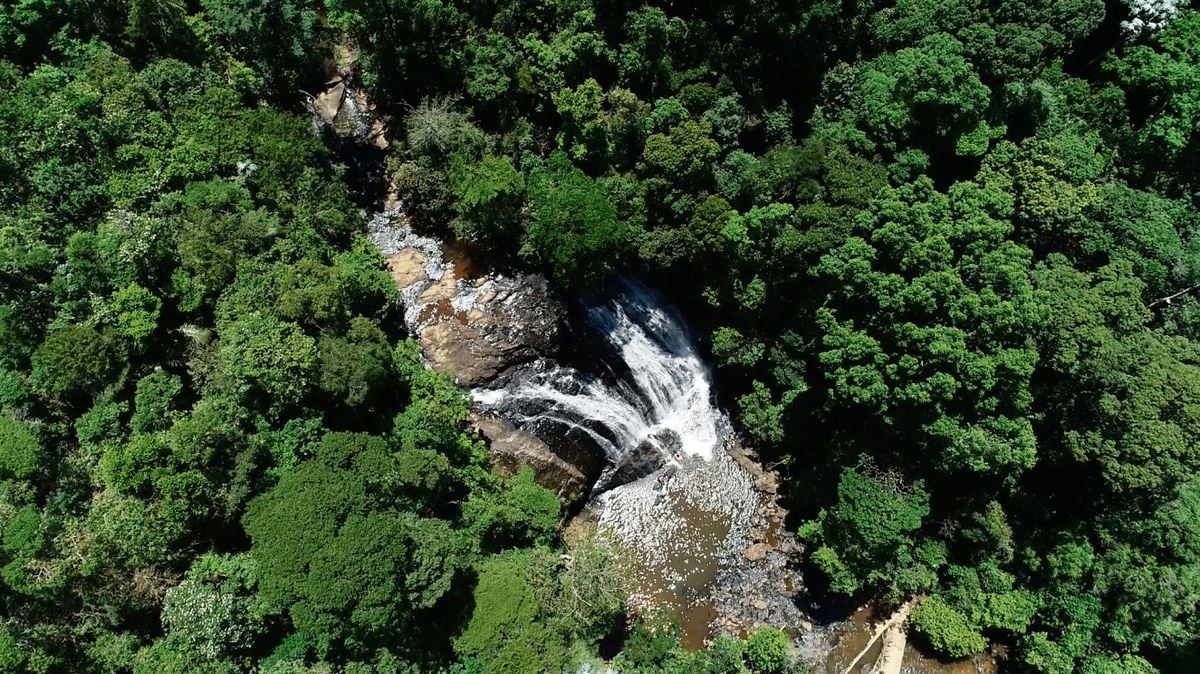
(442, 238, 481, 278)
(622, 489, 734, 651)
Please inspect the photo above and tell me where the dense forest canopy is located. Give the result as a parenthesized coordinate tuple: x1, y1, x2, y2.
(2, 0, 1200, 672)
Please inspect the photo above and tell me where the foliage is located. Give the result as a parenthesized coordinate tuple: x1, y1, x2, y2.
(0, 413, 42, 480)
(801, 467, 936, 598)
(454, 551, 567, 674)
(912, 595, 988, 658)
(450, 154, 524, 245)
(522, 152, 635, 289)
(744, 627, 791, 673)
(9, 0, 1200, 672)
(812, 177, 1041, 479)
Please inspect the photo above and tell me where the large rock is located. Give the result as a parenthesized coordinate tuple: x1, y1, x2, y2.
(314, 80, 345, 124)
(470, 412, 603, 506)
(386, 248, 430, 289)
(597, 428, 678, 491)
(388, 247, 565, 387)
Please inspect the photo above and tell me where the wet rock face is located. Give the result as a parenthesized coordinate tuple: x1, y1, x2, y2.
(469, 412, 603, 504)
(305, 74, 390, 209)
(306, 74, 388, 148)
(598, 428, 677, 492)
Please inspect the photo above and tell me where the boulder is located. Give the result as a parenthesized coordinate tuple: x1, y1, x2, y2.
(387, 238, 565, 389)
(314, 81, 345, 124)
(743, 543, 771, 562)
(386, 248, 430, 289)
(598, 428, 679, 491)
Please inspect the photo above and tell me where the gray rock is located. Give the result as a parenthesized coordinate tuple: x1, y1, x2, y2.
(597, 428, 679, 491)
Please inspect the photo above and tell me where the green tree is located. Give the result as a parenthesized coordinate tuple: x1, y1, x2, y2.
(1104, 10, 1200, 189)
(801, 466, 936, 597)
(199, 0, 326, 95)
(244, 432, 469, 654)
(30, 326, 123, 402)
(317, 317, 392, 409)
(911, 595, 988, 658)
(523, 152, 635, 289)
(812, 177, 1041, 479)
(326, 0, 467, 101)
(131, 370, 183, 434)
(111, 283, 162, 345)
(822, 33, 1000, 159)
(450, 154, 525, 246)
(1034, 258, 1200, 497)
(0, 413, 42, 481)
(163, 180, 277, 311)
(642, 120, 720, 187)
(216, 313, 316, 415)
(464, 467, 559, 551)
(454, 551, 567, 674)
(160, 553, 264, 660)
(744, 626, 790, 673)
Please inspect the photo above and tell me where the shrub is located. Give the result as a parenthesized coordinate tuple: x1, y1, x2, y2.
(911, 595, 987, 659)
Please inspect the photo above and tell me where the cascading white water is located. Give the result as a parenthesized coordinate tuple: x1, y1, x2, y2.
(371, 215, 780, 641)
(473, 280, 723, 473)
(583, 283, 724, 461)
(471, 278, 758, 628)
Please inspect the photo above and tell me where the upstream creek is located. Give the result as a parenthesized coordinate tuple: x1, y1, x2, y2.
(308, 70, 1007, 671)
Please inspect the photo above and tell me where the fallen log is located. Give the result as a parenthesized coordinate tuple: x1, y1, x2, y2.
(840, 597, 919, 674)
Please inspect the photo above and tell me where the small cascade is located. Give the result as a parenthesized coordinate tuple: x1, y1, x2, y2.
(367, 206, 452, 325)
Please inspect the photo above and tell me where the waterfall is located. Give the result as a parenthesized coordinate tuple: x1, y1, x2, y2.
(584, 282, 724, 462)
(372, 215, 801, 643)
(471, 278, 759, 626)
(473, 280, 725, 485)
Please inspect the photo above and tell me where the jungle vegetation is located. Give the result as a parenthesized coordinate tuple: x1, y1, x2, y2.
(2, 0, 1200, 672)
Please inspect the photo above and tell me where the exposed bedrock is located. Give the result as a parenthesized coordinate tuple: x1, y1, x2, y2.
(468, 411, 605, 505)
